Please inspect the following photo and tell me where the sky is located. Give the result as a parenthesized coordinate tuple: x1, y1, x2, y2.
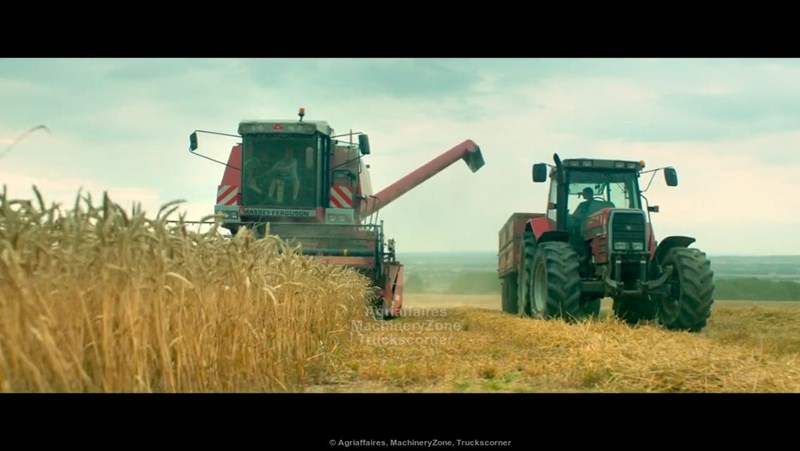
(1, 58, 799, 255)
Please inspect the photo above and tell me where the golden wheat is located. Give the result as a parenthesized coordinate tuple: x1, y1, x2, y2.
(0, 186, 371, 392)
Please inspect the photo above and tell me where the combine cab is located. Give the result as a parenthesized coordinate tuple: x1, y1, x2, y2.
(190, 108, 485, 319)
(498, 154, 714, 332)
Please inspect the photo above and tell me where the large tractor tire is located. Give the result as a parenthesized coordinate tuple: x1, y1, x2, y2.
(657, 247, 714, 332)
(613, 296, 657, 325)
(516, 234, 536, 317)
(529, 241, 586, 321)
(501, 275, 519, 314)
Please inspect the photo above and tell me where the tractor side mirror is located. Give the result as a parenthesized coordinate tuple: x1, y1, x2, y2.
(532, 163, 548, 182)
(189, 132, 198, 151)
(358, 134, 371, 155)
(648, 205, 660, 213)
(664, 167, 678, 187)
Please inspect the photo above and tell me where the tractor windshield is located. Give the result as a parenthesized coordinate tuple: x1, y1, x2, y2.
(241, 134, 319, 208)
(566, 170, 641, 216)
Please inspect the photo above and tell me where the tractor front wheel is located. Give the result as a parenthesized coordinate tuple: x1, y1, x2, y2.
(657, 248, 715, 332)
(529, 242, 585, 321)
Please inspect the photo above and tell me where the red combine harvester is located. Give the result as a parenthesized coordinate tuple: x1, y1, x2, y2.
(189, 108, 485, 318)
(498, 153, 714, 332)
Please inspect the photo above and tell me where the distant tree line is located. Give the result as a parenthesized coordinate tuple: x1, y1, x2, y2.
(714, 277, 800, 301)
(404, 272, 800, 301)
(405, 271, 501, 294)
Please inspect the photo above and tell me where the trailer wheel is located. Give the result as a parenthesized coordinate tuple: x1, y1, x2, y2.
(657, 248, 715, 332)
(516, 234, 536, 317)
(529, 242, 584, 321)
(501, 275, 519, 314)
(612, 296, 657, 324)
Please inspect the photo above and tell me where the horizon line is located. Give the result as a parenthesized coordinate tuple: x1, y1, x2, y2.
(396, 251, 800, 257)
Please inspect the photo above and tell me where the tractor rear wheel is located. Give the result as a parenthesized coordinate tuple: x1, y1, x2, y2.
(657, 248, 715, 332)
(529, 242, 585, 321)
(613, 296, 657, 325)
(501, 275, 519, 314)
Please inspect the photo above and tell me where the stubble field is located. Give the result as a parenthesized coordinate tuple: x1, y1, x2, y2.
(310, 295, 800, 393)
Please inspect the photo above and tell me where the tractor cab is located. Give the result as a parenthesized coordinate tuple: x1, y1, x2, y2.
(534, 158, 649, 262)
(535, 158, 645, 235)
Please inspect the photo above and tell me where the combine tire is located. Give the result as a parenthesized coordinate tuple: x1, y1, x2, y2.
(657, 248, 714, 332)
(613, 296, 657, 324)
(371, 298, 395, 321)
(529, 242, 585, 321)
(501, 275, 519, 314)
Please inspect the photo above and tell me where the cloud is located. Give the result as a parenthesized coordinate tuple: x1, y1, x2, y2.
(3, 58, 800, 255)
(244, 59, 481, 100)
(0, 169, 212, 222)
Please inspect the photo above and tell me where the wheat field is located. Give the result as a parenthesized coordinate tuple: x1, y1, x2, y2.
(0, 187, 370, 392)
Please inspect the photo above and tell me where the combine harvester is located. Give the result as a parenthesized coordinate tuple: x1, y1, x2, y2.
(497, 154, 714, 331)
(188, 108, 485, 319)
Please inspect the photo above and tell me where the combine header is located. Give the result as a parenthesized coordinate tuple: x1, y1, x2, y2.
(189, 108, 485, 318)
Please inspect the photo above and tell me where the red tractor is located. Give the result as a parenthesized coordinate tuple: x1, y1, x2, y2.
(497, 154, 714, 332)
(189, 108, 485, 319)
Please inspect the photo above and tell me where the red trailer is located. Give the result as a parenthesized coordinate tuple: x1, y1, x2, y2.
(189, 108, 485, 319)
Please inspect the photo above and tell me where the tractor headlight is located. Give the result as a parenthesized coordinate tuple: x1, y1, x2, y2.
(613, 242, 629, 251)
(631, 242, 645, 251)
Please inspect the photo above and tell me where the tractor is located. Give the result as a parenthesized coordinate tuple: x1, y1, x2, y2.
(497, 154, 714, 332)
(189, 108, 485, 319)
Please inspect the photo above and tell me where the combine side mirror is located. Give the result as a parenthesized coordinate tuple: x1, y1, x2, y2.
(189, 132, 198, 151)
(664, 167, 678, 187)
(648, 205, 660, 213)
(532, 163, 548, 182)
(358, 134, 371, 155)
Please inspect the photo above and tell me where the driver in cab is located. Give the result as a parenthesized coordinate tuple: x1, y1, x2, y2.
(573, 187, 596, 219)
(570, 187, 614, 232)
